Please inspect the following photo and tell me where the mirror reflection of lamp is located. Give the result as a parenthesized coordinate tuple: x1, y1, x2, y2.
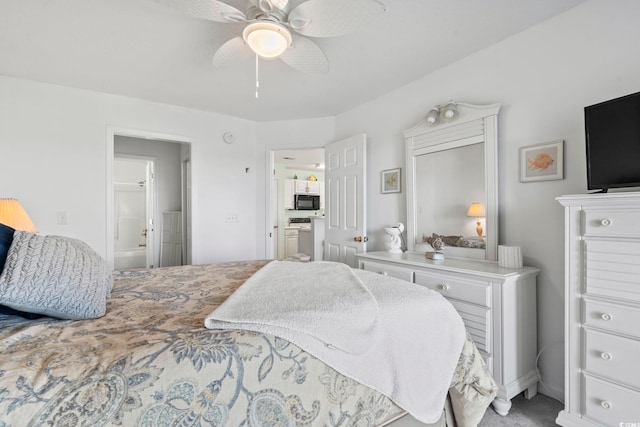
(0, 198, 38, 232)
(467, 202, 485, 237)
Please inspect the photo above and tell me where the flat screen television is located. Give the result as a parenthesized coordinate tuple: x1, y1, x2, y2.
(585, 91, 640, 192)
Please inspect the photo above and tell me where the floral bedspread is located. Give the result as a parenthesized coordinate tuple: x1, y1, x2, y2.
(0, 261, 496, 426)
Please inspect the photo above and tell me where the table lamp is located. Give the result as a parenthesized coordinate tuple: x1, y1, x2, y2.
(467, 202, 485, 237)
(0, 198, 38, 232)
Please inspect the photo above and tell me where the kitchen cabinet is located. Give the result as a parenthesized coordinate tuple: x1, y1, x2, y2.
(294, 179, 320, 195)
(284, 180, 294, 209)
(284, 228, 299, 258)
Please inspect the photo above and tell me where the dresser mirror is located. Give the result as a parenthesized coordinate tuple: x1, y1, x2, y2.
(404, 102, 501, 261)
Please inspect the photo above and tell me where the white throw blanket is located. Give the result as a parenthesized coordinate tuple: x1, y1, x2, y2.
(204, 260, 466, 424)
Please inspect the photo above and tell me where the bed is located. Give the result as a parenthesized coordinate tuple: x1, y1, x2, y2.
(0, 230, 497, 427)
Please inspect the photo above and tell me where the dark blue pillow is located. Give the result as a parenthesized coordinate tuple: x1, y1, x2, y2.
(0, 224, 43, 319)
(0, 222, 15, 273)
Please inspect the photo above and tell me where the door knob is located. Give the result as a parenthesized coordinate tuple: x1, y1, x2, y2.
(353, 236, 369, 242)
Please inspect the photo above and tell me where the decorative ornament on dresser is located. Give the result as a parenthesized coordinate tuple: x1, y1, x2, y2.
(384, 223, 404, 253)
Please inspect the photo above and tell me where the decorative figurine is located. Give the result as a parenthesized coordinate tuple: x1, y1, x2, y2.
(424, 235, 445, 260)
(384, 223, 405, 253)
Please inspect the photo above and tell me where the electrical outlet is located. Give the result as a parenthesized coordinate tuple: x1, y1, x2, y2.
(225, 213, 239, 223)
(57, 211, 68, 225)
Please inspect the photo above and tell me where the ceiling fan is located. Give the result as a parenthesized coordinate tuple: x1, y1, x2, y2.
(152, 0, 386, 74)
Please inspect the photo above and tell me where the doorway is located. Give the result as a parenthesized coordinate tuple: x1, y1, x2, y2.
(106, 127, 193, 270)
(113, 156, 155, 269)
(267, 147, 325, 260)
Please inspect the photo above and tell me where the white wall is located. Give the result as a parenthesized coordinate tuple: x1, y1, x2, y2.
(335, 0, 640, 400)
(0, 77, 257, 265)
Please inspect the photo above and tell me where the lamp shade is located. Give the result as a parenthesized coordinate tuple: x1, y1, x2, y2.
(467, 202, 486, 217)
(0, 198, 37, 232)
(242, 22, 292, 58)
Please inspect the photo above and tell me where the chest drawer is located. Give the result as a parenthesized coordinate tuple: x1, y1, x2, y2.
(584, 329, 640, 387)
(584, 299, 640, 338)
(585, 240, 640, 303)
(360, 260, 414, 282)
(583, 375, 640, 425)
(414, 271, 490, 307)
(583, 208, 640, 237)
(447, 299, 490, 354)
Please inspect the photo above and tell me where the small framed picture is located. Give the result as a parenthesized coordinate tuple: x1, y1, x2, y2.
(520, 140, 564, 182)
(381, 168, 401, 193)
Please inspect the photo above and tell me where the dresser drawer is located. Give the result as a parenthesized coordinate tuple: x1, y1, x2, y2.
(360, 260, 413, 282)
(448, 299, 490, 353)
(414, 271, 490, 307)
(585, 240, 640, 303)
(583, 375, 640, 425)
(584, 329, 640, 387)
(584, 207, 640, 237)
(584, 299, 640, 339)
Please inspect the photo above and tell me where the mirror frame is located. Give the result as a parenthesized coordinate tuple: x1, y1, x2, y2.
(404, 102, 501, 261)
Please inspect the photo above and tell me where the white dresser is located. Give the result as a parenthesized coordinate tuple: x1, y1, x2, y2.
(355, 251, 539, 415)
(557, 193, 640, 427)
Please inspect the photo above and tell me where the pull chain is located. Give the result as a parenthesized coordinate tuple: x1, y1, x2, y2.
(255, 54, 260, 98)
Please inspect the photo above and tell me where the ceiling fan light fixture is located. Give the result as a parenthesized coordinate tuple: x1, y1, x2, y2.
(243, 22, 292, 58)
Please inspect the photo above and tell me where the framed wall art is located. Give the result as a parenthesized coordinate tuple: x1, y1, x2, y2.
(381, 168, 401, 193)
(520, 140, 564, 182)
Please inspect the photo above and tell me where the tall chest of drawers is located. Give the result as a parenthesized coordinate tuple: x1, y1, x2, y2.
(557, 193, 640, 426)
(355, 251, 539, 416)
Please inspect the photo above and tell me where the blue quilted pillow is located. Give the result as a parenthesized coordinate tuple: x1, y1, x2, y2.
(0, 222, 14, 273)
(0, 231, 112, 320)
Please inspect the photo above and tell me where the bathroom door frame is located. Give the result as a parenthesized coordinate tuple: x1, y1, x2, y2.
(106, 126, 195, 270)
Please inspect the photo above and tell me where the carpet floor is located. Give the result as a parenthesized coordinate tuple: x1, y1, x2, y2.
(479, 393, 563, 426)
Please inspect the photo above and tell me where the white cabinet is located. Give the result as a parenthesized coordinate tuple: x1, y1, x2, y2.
(284, 228, 299, 258)
(319, 181, 325, 209)
(284, 180, 294, 209)
(294, 179, 320, 195)
(557, 193, 640, 427)
(355, 251, 539, 416)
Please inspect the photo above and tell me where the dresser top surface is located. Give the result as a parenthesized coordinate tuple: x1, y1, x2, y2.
(557, 191, 640, 206)
(356, 251, 539, 278)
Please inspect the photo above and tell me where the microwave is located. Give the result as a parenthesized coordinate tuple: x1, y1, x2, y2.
(294, 194, 320, 210)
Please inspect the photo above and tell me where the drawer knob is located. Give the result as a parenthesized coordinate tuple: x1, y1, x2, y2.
(600, 352, 613, 361)
(600, 400, 612, 410)
(601, 313, 612, 321)
(600, 218, 612, 227)
(438, 284, 450, 291)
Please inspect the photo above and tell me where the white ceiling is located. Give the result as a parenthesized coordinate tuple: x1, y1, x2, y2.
(275, 148, 325, 171)
(0, 0, 585, 122)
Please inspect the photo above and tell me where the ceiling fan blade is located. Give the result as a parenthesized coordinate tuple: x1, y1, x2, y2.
(153, 0, 247, 23)
(279, 35, 328, 74)
(212, 36, 254, 68)
(249, 0, 289, 13)
(288, 0, 385, 37)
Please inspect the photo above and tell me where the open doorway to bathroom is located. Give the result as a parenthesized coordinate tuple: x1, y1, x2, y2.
(113, 156, 155, 269)
(107, 130, 192, 271)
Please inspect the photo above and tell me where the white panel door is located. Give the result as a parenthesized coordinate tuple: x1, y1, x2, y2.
(324, 134, 367, 267)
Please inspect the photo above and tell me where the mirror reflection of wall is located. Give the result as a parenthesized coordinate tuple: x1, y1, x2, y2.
(415, 143, 485, 246)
